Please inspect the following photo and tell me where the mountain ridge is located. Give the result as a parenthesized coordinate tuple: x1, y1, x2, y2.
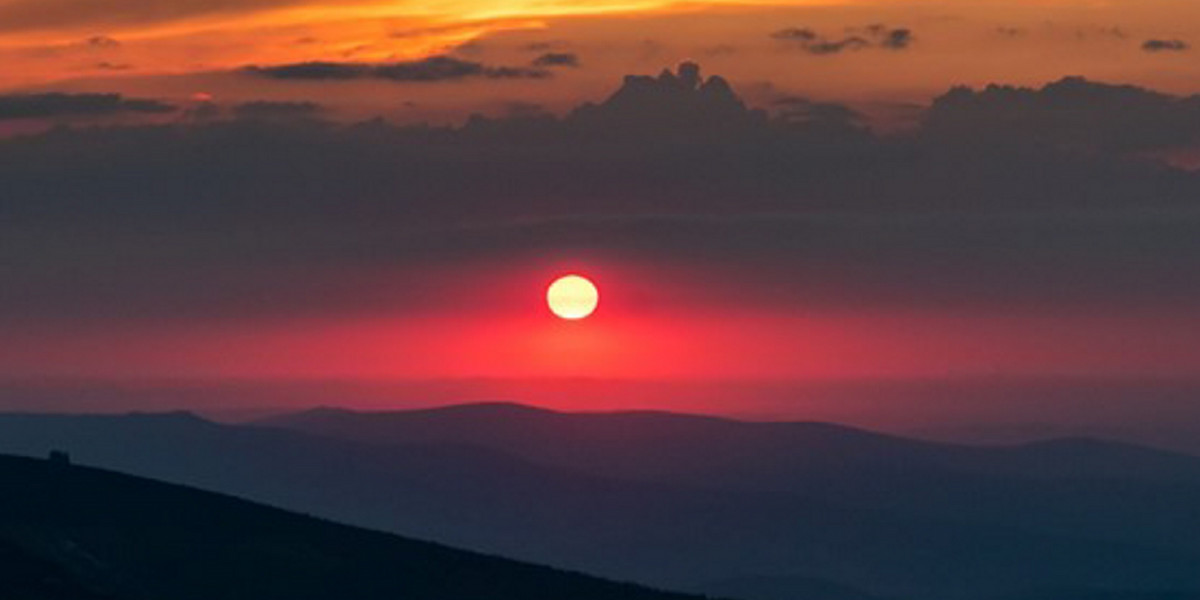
(262, 402, 1200, 482)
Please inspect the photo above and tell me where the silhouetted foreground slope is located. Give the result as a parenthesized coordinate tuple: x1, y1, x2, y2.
(0, 537, 114, 600)
(0, 453, 701, 600)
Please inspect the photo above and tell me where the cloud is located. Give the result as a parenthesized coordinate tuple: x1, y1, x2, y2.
(84, 35, 121, 48)
(0, 92, 174, 120)
(806, 37, 869, 55)
(925, 76, 1200, 152)
(247, 55, 551, 82)
(521, 41, 568, 52)
(1143, 39, 1189, 52)
(248, 61, 366, 80)
(1, 64, 1199, 323)
(566, 62, 768, 136)
(93, 61, 133, 71)
(878, 28, 914, 50)
(232, 100, 324, 119)
(771, 24, 914, 55)
(5, 208, 1200, 322)
(770, 28, 817, 42)
(773, 96, 864, 127)
(531, 52, 580, 68)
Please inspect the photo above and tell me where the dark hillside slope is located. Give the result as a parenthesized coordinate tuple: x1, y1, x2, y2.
(0, 453, 701, 600)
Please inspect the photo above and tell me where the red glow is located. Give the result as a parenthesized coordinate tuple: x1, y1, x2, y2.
(3, 260, 1200, 385)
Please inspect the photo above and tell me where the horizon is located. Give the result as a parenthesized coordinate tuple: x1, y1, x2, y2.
(5, 376, 1200, 456)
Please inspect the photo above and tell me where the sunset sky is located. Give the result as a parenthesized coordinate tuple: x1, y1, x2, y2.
(2, 0, 1199, 387)
(2, 0, 1198, 124)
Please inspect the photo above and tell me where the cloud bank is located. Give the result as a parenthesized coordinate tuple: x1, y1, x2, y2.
(2, 64, 1199, 324)
(0, 92, 174, 120)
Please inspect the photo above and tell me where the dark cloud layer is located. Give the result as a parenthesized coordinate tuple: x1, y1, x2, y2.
(532, 52, 580, 68)
(232, 100, 324, 119)
(0, 92, 174, 120)
(926, 76, 1200, 152)
(247, 55, 551, 82)
(2, 64, 1199, 323)
(7, 211, 1200, 322)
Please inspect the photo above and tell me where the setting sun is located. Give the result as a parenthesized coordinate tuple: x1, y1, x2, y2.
(547, 275, 599, 320)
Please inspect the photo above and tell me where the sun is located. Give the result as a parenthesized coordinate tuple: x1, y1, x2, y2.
(547, 275, 599, 320)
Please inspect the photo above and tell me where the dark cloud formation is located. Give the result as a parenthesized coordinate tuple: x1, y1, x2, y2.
(531, 52, 580, 68)
(771, 24, 914, 55)
(1143, 39, 1189, 52)
(232, 100, 324, 119)
(566, 62, 767, 135)
(772, 96, 865, 136)
(1075, 26, 1128, 41)
(247, 55, 551, 83)
(770, 28, 817, 42)
(807, 37, 869, 55)
(0, 92, 174, 120)
(2, 64, 1199, 323)
(247, 61, 364, 80)
(926, 76, 1200, 152)
(85, 35, 120, 48)
(93, 61, 132, 71)
(878, 27, 914, 49)
(521, 41, 568, 52)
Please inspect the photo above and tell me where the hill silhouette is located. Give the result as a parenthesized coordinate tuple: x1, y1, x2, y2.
(2, 409, 1200, 600)
(263, 403, 1200, 595)
(264, 402, 1200, 485)
(0, 536, 115, 600)
(0, 452, 701, 600)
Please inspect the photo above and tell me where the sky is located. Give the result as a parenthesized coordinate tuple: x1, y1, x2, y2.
(2, 0, 1200, 390)
(2, 0, 1198, 125)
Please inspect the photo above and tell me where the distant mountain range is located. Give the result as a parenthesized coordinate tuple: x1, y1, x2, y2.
(1, 405, 1198, 600)
(0, 452, 699, 600)
(263, 402, 1200, 485)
